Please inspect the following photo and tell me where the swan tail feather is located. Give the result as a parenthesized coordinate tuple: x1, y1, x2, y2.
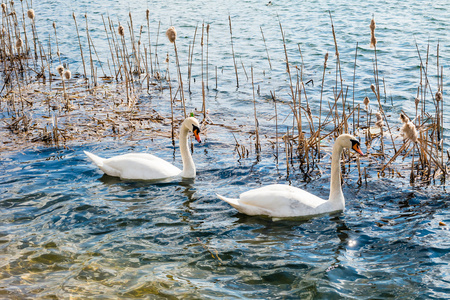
(216, 194, 240, 206)
(84, 151, 104, 167)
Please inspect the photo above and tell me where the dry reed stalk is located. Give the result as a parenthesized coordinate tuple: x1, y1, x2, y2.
(352, 42, 358, 133)
(270, 90, 279, 162)
(72, 13, 87, 80)
(154, 21, 161, 76)
(85, 14, 95, 84)
(166, 52, 175, 143)
(146, 9, 153, 75)
(206, 23, 210, 89)
(329, 12, 343, 93)
(228, 16, 239, 88)
(317, 52, 328, 158)
(251, 66, 260, 153)
(201, 22, 206, 120)
(188, 25, 198, 93)
(166, 26, 186, 118)
(102, 15, 117, 80)
(260, 26, 272, 70)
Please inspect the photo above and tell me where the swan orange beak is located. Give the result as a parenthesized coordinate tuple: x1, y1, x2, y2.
(193, 127, 201, 143)
(352, 143, 365, 156)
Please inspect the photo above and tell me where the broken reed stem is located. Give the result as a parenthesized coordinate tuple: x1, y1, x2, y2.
(228, 15, 239, 88)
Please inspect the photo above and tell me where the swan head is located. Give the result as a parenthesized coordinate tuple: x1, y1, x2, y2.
(183, 117, 202, 143)
(336, 134, 364, 156)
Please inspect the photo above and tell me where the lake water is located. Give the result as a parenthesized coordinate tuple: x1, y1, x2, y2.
(1, 0, 450, 298)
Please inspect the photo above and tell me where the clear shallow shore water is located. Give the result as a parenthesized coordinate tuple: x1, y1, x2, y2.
(1, 0, 450, 298)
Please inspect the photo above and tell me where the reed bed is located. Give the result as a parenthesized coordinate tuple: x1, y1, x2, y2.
(0, 2, 447, 186)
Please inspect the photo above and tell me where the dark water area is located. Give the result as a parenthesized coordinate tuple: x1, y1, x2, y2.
(1, 0, 450, 298)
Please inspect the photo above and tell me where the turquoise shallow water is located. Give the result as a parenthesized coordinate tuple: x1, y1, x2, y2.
(1, 0, 450, 298)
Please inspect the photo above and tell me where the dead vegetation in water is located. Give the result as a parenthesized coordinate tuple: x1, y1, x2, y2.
(0, 2, 447, 185)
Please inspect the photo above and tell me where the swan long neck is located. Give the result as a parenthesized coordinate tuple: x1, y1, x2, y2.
(329, 142, 344, 205)
(179, 125, 195, 178)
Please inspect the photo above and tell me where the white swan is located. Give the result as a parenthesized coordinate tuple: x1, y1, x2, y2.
(84, 117, 201, 180)
(217, 134, 365, 218)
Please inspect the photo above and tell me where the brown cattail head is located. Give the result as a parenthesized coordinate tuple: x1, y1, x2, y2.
(63, 69, 71, 80)
(15, 37, 23, 49)
(56, 65, 64, 76)
(363, 96, 370, 109)
(52, 22, 56, 29)
(436, 90, 443, 102)
(146, 9, 149, 19)
(165, 53, 169, 63)
(370, 84, 377, 95)
(324, 52, 329, 67)
(166, 26, 177, 43)
(118, 25, 125, 37)
(206, 23, 210, 33)
(27, 8, 35, 20)
(370, 36, 377, 48)
(370, 18, 376, 33)
(370, 18, 377, 48)
(414, 97, 420, 107)
(1, 3, 6, 13)
(375, 112, 383, 127)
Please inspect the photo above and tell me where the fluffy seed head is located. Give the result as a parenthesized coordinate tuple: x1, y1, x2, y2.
(118, 25, 125, 37)
(166, 26, 177, 43)
(401, 119, 418, 143)
(56, 65, 64, 76)
(27, 8, 35, 20)
(375, 112, 383, 127)
(63, 69, 71, 80)
(436, 91, 443, 102)
(414, 97, 420, 107)
(15, 37, 23, 49)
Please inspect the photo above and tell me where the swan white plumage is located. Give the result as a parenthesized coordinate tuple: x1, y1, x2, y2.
(216, 134, 365, 218)
(84, 117, 201, 180)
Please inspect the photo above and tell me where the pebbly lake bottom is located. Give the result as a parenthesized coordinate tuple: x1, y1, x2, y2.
(0, 142, 449, 299)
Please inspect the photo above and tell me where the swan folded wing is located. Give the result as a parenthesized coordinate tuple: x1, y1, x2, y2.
(102, 153, 182, 180)
(239, 184, 327, 217)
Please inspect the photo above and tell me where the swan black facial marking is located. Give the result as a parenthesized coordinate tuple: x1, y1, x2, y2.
(192, 124, 200, 134)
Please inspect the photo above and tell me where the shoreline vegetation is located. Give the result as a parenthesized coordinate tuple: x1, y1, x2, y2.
(0, 1, 446, 185)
